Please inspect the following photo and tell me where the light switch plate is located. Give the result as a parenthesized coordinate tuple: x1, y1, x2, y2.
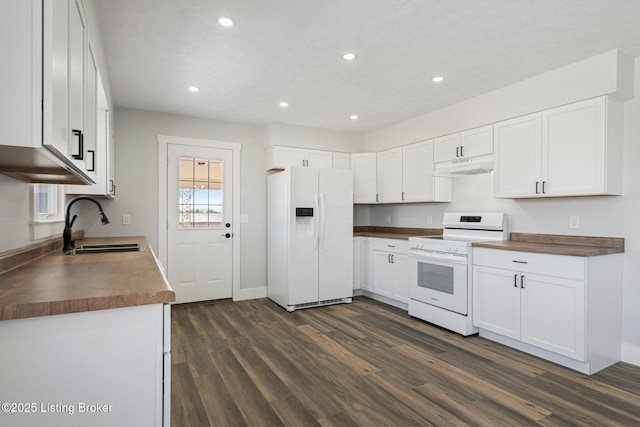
(122, 214, 131, 225)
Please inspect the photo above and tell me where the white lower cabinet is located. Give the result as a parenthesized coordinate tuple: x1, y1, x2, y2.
(359, 237, 374, 291)
(0, 304, 170, 426)
(473, 248, 622, 374)
(473, 265, 584, 360)
(372, 239, 409, 305)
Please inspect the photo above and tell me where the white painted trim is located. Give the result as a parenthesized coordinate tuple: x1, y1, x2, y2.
(622, 343, 640, 367)
(157, 134, 242, 300)
(234, 286, 267, 301)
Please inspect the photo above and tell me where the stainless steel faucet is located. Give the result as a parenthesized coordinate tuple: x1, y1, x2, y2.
(63, 196, 110, 251)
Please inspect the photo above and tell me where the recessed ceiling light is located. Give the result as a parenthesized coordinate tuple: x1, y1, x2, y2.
(188, 86, 200, 92)
(218, 16, 235, 27)
(342, 52, 357, 61)
(432, 76, 445, 83)
(350, 115, 358, 120)
(279, 101, 289, 108)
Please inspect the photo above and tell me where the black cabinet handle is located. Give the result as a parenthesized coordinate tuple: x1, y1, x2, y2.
(535, 181, 540, 194)
(87, 150, 95, 171)
(520, 275, 525, 288)
(402, 191, 405, 201)
(514, 274, 518, 288)
(72, 129, 83, 160)
(109, 179, 114, 194)
(456, 146, 459, 157)
(542, 181, 546, 194)
(390, 254, 394, 264)
(460, 145, 464, 157)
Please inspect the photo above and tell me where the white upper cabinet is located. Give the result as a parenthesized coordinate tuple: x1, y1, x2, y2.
(403, 140, 451, 202)
(0, 0, 101, 184)
(67, 75, 116, 198)
(265, 146, 333, 170)
(493, 113, 542, 198)
(332, 152, 351, 170)
(434, 125, 493, 163)
(305, 148, 333, 168)
(376, 147, 403, 203)
(376, 141, 452, 204)
(494, 97, 623, 198)
(351, 153, 377, 203)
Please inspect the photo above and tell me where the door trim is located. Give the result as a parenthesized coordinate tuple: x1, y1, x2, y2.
(158, 134, 241, 301)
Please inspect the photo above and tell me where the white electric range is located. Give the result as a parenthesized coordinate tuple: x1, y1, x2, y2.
(408, 213, 508, 336)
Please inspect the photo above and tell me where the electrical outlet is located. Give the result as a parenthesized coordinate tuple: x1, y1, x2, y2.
(122, 214, 131, 225)
(569, 216, 579, 229)
(386, 215, 391, 224)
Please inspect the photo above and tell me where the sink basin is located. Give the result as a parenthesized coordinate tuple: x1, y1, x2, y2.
(68, 243, 143, 254)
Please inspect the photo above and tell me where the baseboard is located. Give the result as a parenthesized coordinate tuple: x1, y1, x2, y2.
(233, 286, 267, 301)
(622, 343, 640, 367)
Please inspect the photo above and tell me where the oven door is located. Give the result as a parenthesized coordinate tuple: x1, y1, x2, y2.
(409, 251, 468, 315)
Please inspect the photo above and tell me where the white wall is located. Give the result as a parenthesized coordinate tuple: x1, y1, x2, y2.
(266, 121, 365, 152)
(0, 175, 32, 252)
(83, 108, 267, 291)
(361, 55, 640, 365)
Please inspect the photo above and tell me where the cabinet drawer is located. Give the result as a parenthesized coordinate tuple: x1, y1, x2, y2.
(473, 248, 585, 280)
(373, 238, 408, 254)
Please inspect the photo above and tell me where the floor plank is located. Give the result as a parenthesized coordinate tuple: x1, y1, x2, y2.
(171, 297, 640, 426)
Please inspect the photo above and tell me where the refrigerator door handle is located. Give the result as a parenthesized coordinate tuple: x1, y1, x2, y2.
(320, 192, 326, 249)
(314, 192, 319, 250)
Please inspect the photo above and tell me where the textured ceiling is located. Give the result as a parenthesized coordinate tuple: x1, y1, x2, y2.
(95, 0, 640, 133)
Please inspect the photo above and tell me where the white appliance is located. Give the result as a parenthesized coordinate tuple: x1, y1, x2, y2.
(268, 167, 353, 311)
(408, 212, 507, 335)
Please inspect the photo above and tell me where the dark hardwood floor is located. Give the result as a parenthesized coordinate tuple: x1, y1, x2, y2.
(171, 297, 640, 426)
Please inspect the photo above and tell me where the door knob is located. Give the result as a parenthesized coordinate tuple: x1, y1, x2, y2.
(225, 223, 231, 228)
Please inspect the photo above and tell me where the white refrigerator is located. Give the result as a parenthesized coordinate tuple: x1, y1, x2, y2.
(268, 167, 353, 311)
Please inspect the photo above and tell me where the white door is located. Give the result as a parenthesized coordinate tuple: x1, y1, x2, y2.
(306, 149, 333, 168)
(472, 266, 521, 339)
(403, 140, 434, 202)
(433, 133, 461, 163)
(493, 113, 542, 198)
(167, 144, 233, 304)
(318, 168, 353, 301)
(376, 147, 402, 203)
(460, 125, 493, 158)
(351, 153, 377, 203)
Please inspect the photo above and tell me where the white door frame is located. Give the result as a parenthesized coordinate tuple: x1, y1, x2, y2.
(158, 134, 241, 301)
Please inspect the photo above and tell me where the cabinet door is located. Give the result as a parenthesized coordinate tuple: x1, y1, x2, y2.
(376, 147, 403, 203)
(68, 0, 86, 169)
(373, 251, 394, 298)
(353, 237, 361, 289)
(542, 97, 605, 197)
(351, 153, 377, 203)
(520, 274, 585, 361)
(403, 140, 434, 202)
(472, 266, 521, 340)
(493, 113, 542, 198)
(391, 253, 409, 303)
(332, 152, 351, 170)
(275, 146, 305, 168)
(460, 125, 493, 158)
(433, 133, 461, 163)
(83, 44, 98, 179)
(360, 238, 374, 291)
(43, 0, 70, 159)
(306, 149, 333, 169)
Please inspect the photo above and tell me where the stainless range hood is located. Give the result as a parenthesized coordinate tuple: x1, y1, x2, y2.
(432, 154, 494, 177)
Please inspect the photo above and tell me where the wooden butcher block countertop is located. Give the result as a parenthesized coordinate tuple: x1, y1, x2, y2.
(472, 232, 625, 257)
(0, 235, 175, 321)
(353, 226, 443, 240)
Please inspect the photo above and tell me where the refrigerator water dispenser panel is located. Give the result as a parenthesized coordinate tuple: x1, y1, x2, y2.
(296, 207, 314, 217)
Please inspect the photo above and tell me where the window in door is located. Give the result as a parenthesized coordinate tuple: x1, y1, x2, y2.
(178, 157, 223, 228)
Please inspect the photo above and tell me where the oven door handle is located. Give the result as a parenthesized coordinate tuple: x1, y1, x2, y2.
(411, 252, 468, 265)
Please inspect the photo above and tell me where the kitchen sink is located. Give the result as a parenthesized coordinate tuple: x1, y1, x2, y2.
(67, 243, 143, 254)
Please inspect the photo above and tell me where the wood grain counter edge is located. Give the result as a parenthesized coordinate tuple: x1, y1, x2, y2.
(473, 233, 624, 257)
(0, 235, 175, 321)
